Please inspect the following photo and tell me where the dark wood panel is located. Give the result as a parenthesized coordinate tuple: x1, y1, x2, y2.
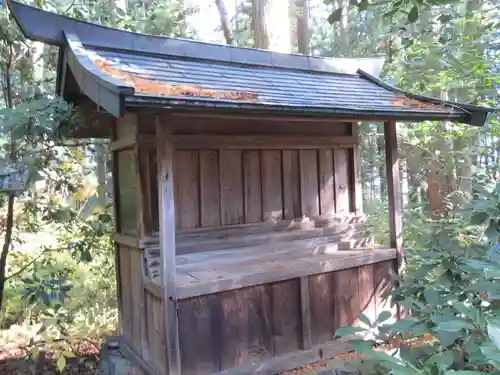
(333, 267, 360, 329)
(170, 116, 351, 136)
(270, 279, 302, 355)
(175, 150, 200, 229)
(299, 150, 320, 216)
(374, 259, 398, 321)
(219, 150, 244, 225)
(199, 150, 221, 227)
(261, 150, 283, 221)
(334, 149, 350, 213)
(246, 285, 273, 362)
(309, 273, 335, 346)
(178, 295, 218, 375)
(212, 290, 249, 370)
(282, 150, 301, 220)
(358, 264, 377, 325)
(243, 150, 263, 223)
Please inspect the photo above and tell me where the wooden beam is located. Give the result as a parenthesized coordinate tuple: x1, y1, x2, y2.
(156, 117, 182, 375)
(173, 135, 357, 150)
(300, 276, 312, 350)
(384, 120, 404, 271)
(111, 123, 124, 337)
(351, 123, 363, 214)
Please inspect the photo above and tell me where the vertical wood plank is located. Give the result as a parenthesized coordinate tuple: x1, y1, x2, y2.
(129, 249, 144, 355)
(358, 264, 377, 327)
(119, 246, 131, 342)
(384, 120, 404, 272)
(199, 150, 221, 227)
(152, 296, 168, 373)
(247, 285, 273, 362)
(299, 150, 319, 216)
(333, 267, 360, 330)
(111, 122, 123, 335)
(138, 149, 153, 235)
(308, 274, 334, 346)
(318, 149, 335, 217)
(175, 150, 200, 229)
(156, 119, 181, 375)
(178, 296, 217, 375)
(351, 123, 363, 214)
(212, 291, 249, 371)
(219, 150, 244, 225)
(261, 150, 283, 221)
(374, 260, 398, 325)
(144, 292, 155, 365)
(282, 150, 301, 219)
(270, 280, 301, 355)
(334, 149, 350, 213)
(243, 151, 263, 223)
(300, 276, 312, 350)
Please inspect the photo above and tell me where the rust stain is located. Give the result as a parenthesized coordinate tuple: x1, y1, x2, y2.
(392, 96, 440, 109)
(93, 58, 259, 101)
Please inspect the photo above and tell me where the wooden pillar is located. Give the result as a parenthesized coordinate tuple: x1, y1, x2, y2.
(156, 117, 181, 375)
(111, 122, 123, 336)
(351, 122, 363, 214)
(384, 120, 404, 269)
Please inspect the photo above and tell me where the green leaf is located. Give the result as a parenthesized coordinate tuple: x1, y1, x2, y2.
(445, 371, 486, 375)
(488, 322, 500, 350)
(438, 319, 474, 332)
(328, 8, 343, 24)
(376, 311, 392, 325)
(426, 350, 454, 369)
(334, 326, 366, 337)
(424, 287, 440, 306)
(359, 314, 372, 327)
(407, 5, 419, 23)
(56, 356, 66, 372)
(389, 318, 418, 334)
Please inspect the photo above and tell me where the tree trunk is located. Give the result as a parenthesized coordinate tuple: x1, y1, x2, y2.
(215, 0, 234, 45)
(252, 0, 291, 52)
(294, 0, 310, 54)
(0, 45, 15, 314)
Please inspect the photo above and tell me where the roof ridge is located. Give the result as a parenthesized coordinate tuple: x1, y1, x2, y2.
(6, 0, 385, 76)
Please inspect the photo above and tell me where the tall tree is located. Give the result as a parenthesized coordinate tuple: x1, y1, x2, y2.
(252, 0, 291, 52)
(215, 0, 234, 45)
(293, 0, 310, 54)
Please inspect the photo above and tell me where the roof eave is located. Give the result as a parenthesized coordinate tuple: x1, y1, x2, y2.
(125, 96, 471, 124)
(358, 69, 496, 126)
(63, 31, 134, 116)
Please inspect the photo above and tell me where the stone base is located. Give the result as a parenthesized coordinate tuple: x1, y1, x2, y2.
(99, 340, 145, 375)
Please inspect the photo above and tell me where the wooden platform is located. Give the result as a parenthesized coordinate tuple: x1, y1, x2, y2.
(145, 245, 396, 300)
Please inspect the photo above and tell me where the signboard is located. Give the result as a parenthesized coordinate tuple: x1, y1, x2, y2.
(0, 164, 29, 192)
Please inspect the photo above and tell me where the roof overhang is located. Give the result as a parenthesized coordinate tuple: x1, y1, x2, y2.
(6, 0, 497, 127)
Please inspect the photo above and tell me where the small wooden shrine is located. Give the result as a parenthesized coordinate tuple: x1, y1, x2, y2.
(7, 2, 494, 374)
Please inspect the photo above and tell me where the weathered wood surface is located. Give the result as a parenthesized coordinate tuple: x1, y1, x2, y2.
(175, 259, 397, 375)
(156, 119, 181, 375)
(172, 146, 358, 231)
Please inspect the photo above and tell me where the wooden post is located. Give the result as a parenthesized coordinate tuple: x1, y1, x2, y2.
(384, 120, 404, 320)
(351, 122, 363, 214)
(156, 117, 181, 375)
(383, 120, 403, 266)
(111, 122, 123, 336)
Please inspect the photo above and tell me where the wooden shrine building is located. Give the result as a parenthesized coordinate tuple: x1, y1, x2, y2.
(7, 2, 495, 374)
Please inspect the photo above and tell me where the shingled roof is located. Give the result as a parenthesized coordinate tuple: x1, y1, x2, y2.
(6, 0, 495, 125)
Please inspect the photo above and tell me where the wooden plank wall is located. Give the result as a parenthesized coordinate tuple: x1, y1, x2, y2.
(118, 244, 168, 374)
(177, 258, 398, 375)
(173, 147, 355, 230)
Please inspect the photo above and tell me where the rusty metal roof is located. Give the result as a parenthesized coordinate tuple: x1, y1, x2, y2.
(6, 0, 495, 125)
